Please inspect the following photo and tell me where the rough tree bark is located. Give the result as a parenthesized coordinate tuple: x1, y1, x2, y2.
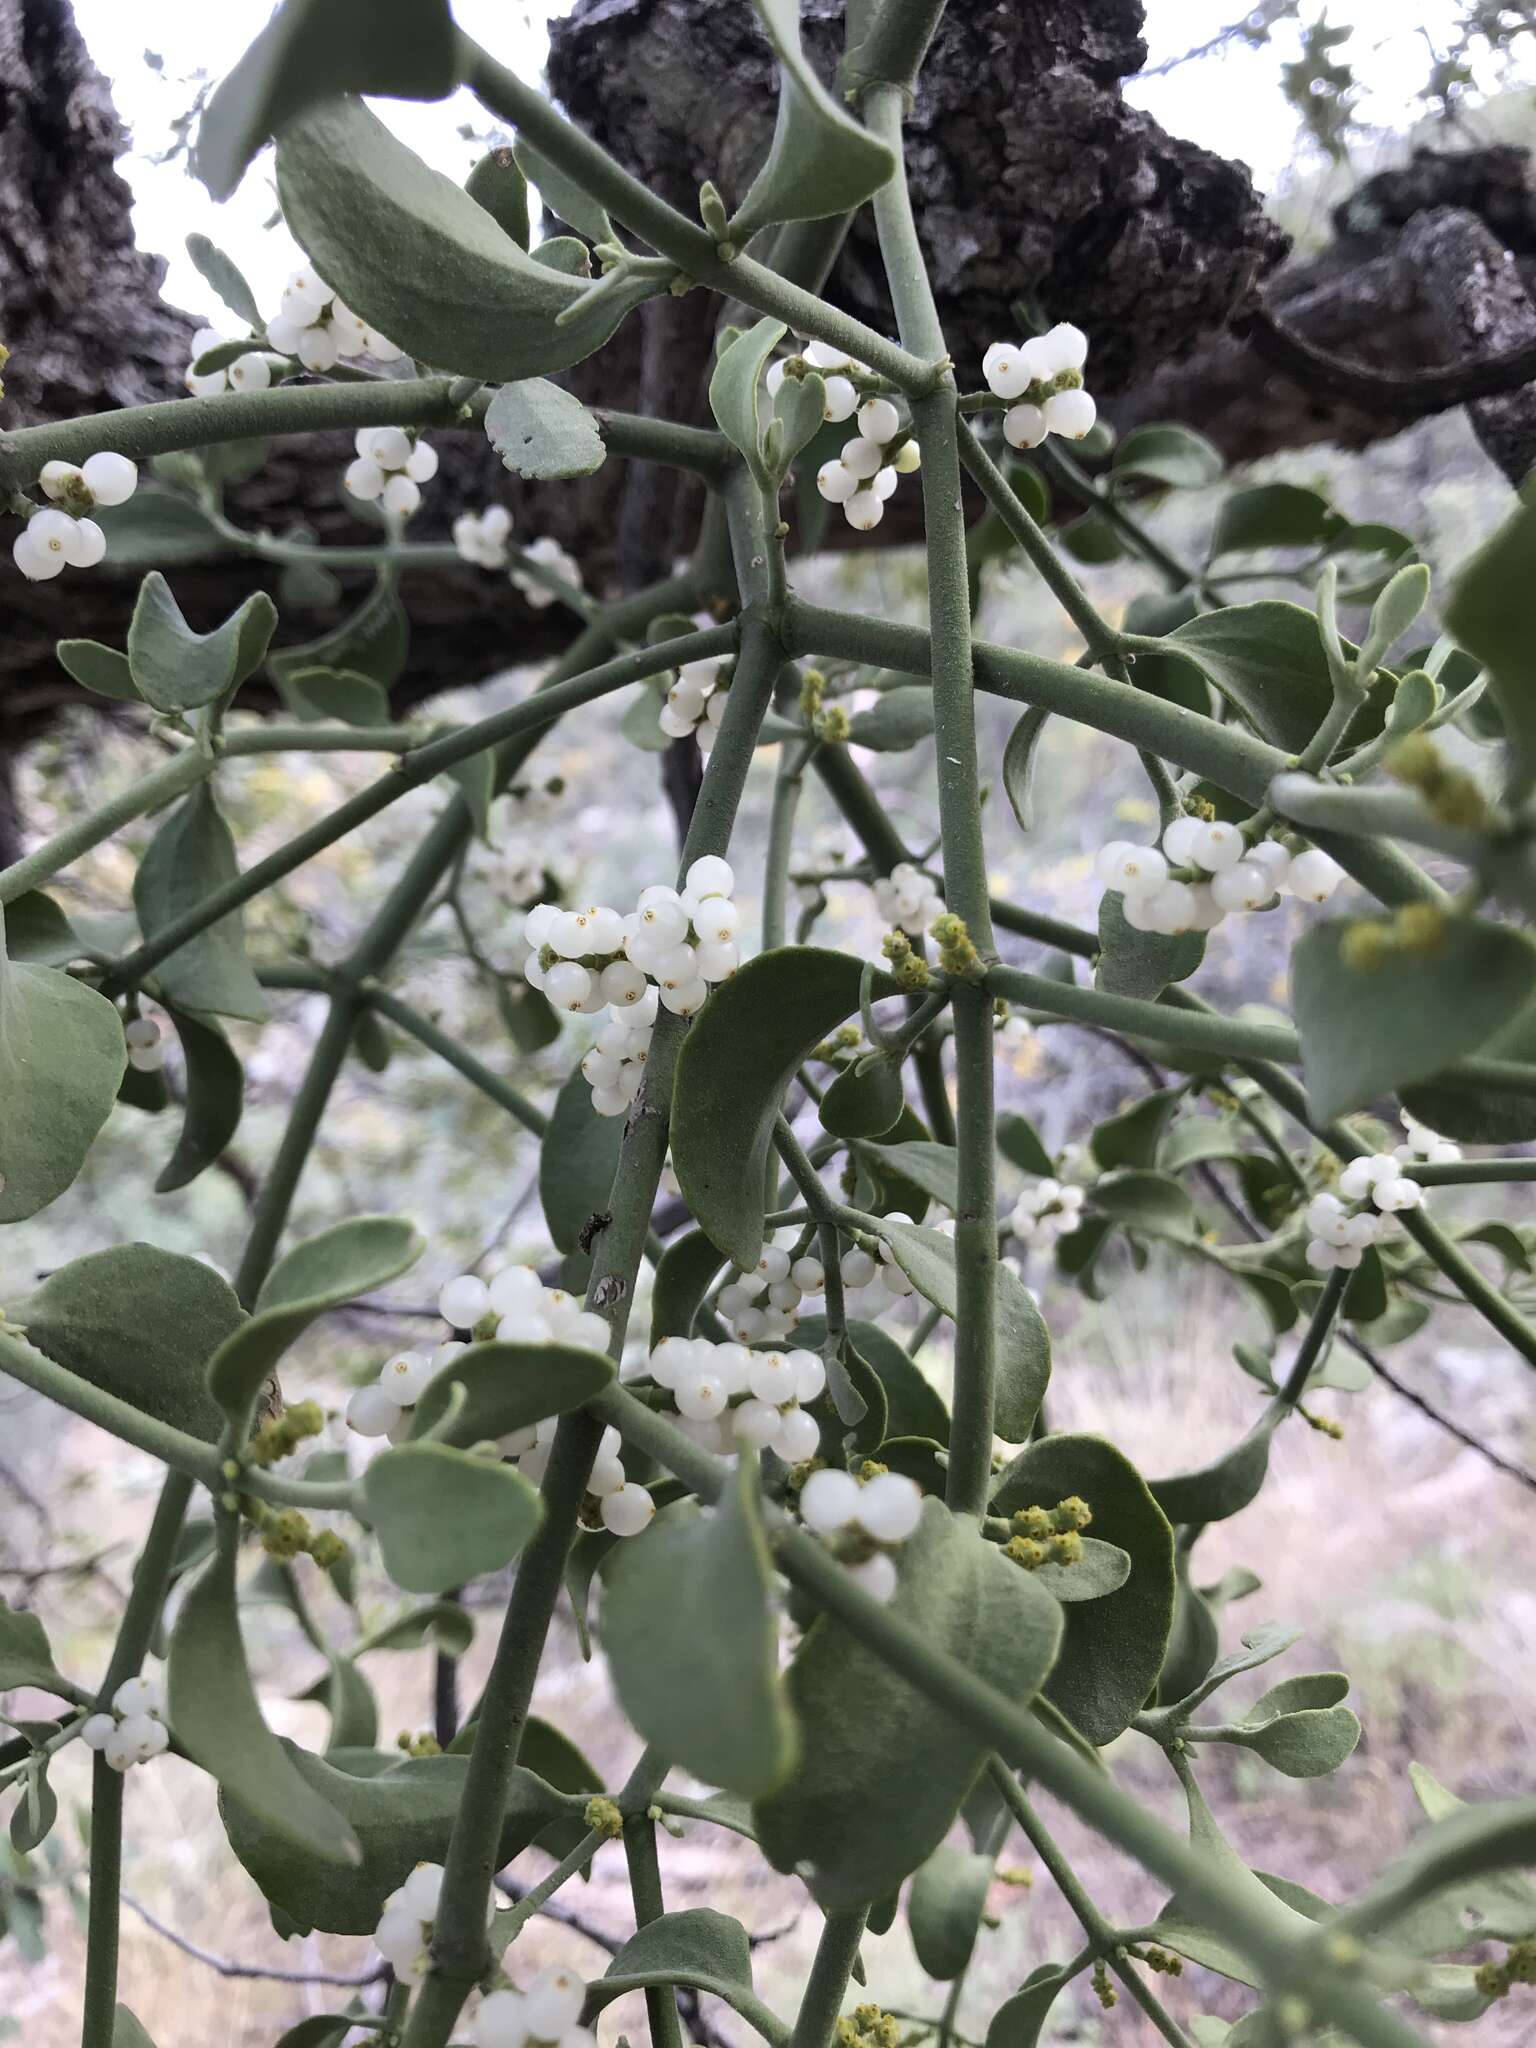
(4, 0, 1536, 787)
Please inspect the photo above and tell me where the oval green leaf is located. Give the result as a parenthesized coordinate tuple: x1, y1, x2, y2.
(603, 1460, 797, 1797)
(486, 378, 606, 481)
(363, 1443, 542, 1593)
(992, 1434, 1174, 1745)
(407, 1338, 614, 1448)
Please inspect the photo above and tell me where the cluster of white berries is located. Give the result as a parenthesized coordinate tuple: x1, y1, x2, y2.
(522, 859, 740, 1082)
(649, 1334, 826, 1464)
(472, 1967, 595, 2048)
(453, 504, 514, 569)
(512, 535, 582, 611)
(717, 1239, 824, 1345)
(79, 1671, 170, 1773)
(372, 1862, 496, 1984)
(814, 394, 922, 534)
(12, 453, 138, 582)
(1009, 1178, 1087, 1251)
(766, 337, 866, 425)
(1395, 1111, 1461, 1167)
(1095, 818, 1345, 938)
(343, 428, 438, 519)
(659, 649, 729, 753)
(346, 1264, 610, 1446)
(264, 267, 403, 372)
(183, 325, 275, 398)
(1304, 1154, 1427, 1273)
(797, 1466, 923, 1605)
(872, 860, 945, 937)
(123, 1011, 166, 1074)
(981, 323, 1097, 447)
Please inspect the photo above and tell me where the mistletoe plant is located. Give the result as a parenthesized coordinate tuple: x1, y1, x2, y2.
(5, 2, 1536, 2045)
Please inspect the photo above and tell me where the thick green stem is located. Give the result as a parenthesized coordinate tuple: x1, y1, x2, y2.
(787, 599, 1440, 911)
(945, 985, 998, 1515)
(80, 1758, 124, 2048)
(789, 1909, 868, 2048)
(955, 418, 1122, 666)
(622, 1751, 686, 2048)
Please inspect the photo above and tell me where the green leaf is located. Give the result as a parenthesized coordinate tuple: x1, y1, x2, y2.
(270, 576, 408, 692)
(1359, 563, 1430, 675)
(1403, 996, 1536, 1142)
(364, 1443, 542, 1594)
(485, 378, 607, 481)
(794, 1318, 949, 1444)
(317, 1654, 378, 1753)
(92, 491, 225, 568)
(604, 1462, 797, 1796)
(849, 1138, 957, 1212)
(1030, 1537, 1132, 1604)
(169, 1541, 358, 1864)
(1091, 1089, 1183, 1171)
(56, 639, 139, 703)
(512, 138, 613, 245)
(821, 1057, 904, 1139)
(847, 687, 935, 752)
(186, 232, 262, 327)
(730, 0, 895, 235)
(356, 1602, 475, 1659)
(1091, 1168, 1199, 1244)
(992, 1435, 1174, 1744)
(1159, 601, 1345, 753)
(997, 1112, 1054, 1179)
(1445, 491, 1536, 783)
(466, 147, 531, 248)
(3, 892, 82, 968)
(1163, 1623, 1300, 1718)
(870, 1219, 1050, 1442)
(276, 99, 664, 383)
(1151, 1774, 1323, 1986)
(195, 0, 459, 200)
(1293, 915, 1536, 1120)
(650, 1229, 726, 1346)
(133, 784, 268, 1023)
(755, 1502, 1062, 1907)
(283, 667, 391, 726)
(407, 1339, 614, 1449)
(0, 903, 126, 1221)
(541, 1063, 625, 1255)
(1207, 1673, 1361, 1778)
(1113, 423, 1223, 490)
(112, 2010, 158, 2048)
(1211, 482, 1342, 558)
(1097, 891, 1203, 1001)
(709, 318, 786, 482)
(126, 574, 275, 715)
(854, 1103, 936, 1224)
(908, 1844, 993, 1979)
(0, 1604, 70, 1696)
(673, 947, 883, 1269)
(984, 1963, 1073, 2048)
(1058, 511, 1125, 564)
(515, 1716, 603, 1867)
(9, 1242, 242, 1441)
(589, 1910, 767, 2031)
(205, 1215, 422, 1422)
(1149, 1410, 1279, 1526)
(157, 1009, 244, 1193)
(773, 369, 829, 475)
(1002, 706, 1049, 832)
(274, 2021, 353, 2048)
(220, 1744, 569, 1933)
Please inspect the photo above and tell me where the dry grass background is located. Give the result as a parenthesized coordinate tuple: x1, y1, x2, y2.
(4, 412, 1535, 2043)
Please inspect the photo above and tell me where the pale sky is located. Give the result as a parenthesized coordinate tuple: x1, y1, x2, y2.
(68, 0, 1525, 327)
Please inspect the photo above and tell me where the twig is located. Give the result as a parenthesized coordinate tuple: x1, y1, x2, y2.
(121, 1892, 385, 1987)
